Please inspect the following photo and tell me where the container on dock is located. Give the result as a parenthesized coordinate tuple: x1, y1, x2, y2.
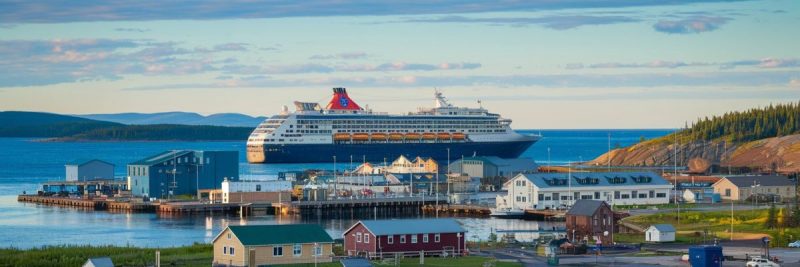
(688, 245, 723, 267)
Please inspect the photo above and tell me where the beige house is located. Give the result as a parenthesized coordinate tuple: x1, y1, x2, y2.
(213, 224, 334, 267)
(712, 175, 796, 201)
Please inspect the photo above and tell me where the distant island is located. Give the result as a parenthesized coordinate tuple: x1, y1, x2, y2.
(75, 111, 266, 127)
(587, 101, 800, 173)
(0, 111, 253, 141)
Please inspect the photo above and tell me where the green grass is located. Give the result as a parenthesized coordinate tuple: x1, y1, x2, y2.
(621, 209, 800, 247)
(612, 203, 697, 210)
(0, 243, 212, 267)
(372, 256, 521, 267)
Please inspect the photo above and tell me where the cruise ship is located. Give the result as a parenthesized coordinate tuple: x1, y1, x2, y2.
(246, 88, 539, 163)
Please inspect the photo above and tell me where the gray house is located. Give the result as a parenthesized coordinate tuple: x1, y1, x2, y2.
(66, 159, 115, 181)
(448, 156, 538, 178)
(128, 150, 239, 198)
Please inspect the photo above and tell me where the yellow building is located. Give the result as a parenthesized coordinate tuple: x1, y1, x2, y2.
(213, 224, 334, 267)
(712, 175, 796, 201)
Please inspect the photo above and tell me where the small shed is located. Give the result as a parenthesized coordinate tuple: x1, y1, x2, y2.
(66, 159, 115, 181)
(83, 257, 114, 267)
(645, 224, 676, 242)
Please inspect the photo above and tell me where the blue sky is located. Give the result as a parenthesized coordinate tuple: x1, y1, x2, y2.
(0, 0, 798, 128)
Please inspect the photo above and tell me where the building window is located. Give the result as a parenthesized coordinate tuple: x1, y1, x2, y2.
(411, 235, 418, 243)
(388, 235, 394, 244)
(314, 245, 322, 256)
(423, 234, 429, 243)
(656, 193, 667, 198)
(227, 233, 231, 239)
(621, 194, 629, 199)
(538, 194, 544, 201)
(435, 234, 441, 242)
(223, 246, 227, 255)
(725, 189, 731, 197)
(273, 246, 283, 257)
(293, 244, 302, 256)
(614, 191, 620, 199)
(230, 247, 235, 256)
(400, 235, 406, 243)
(631, 190, 638, 199)
(365, 234, 370, 243)
(594, 192, 600, 199)
(649, 190, 655, 198)
(356, 232, 362, 242)
(256, 184, 261, 192)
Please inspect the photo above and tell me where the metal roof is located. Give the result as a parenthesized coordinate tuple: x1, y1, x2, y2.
(518, 172, 671, 189)
(353, 219, 465, 236)
(649, 224, 676, 232)
(84, 257, 114, 267)
(459, 156, 538, 170)
(66, 159, 114, 167)
(129, 150, 194, 166)
(223, 224, 333, 246)
(721, 175, 794, 187)
(566, 200, 607, 216)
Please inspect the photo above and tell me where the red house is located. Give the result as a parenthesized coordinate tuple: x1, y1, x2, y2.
(343, 218, 467, 258)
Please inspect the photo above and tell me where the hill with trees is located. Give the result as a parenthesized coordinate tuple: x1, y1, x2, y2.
(0, 111, 252, 141)
(587, 101, 800, 173)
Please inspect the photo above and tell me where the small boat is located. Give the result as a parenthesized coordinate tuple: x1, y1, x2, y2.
(490, 208, 525, 219)
(436, 133, 451, 140)
(422, 133, 436, 140)
(352, 133, 369, 141)
(388, 133, 404, 141)
(452, 133, 466, 140)
(370, 133, 387, 141)
(333, 133, 351, 141)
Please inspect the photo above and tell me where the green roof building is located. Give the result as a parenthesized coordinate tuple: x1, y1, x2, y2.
(213, 224, 334, 266)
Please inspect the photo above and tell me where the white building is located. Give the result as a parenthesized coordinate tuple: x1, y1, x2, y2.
(645, 224, 676, 242)
(221, 179, 292, 203)
(501, 172, 673, 210)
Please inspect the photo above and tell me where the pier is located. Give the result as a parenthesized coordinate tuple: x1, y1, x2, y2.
(273, 196, 440, 219)
(422, 204, 491, 216)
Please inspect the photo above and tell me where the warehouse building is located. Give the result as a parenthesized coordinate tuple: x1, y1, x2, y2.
(127, 150, 238, 198)
(448, 156, 538, 178)
(66, 159, 115, 181)
(712, 175, 796, 201)
(501, 172, 673, 210)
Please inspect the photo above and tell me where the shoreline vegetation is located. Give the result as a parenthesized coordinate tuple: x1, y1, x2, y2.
(0, 111, 253, 142)
(0, 244, 520, 267)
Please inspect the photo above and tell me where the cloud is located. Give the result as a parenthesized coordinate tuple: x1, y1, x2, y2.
(567, 58, 800, 70)
(124, 70, 799, 91)
(0, 39, 249, 87)
(220, 62, 481, 75)
(114, 27, 150, 32)
(400, 15, 639, 30)
(790, 79, 800, 87)
(653, 16, 729, 34)
(310, 52, 368, 60)
(212, 43, 248, 52)
(0, 1, 744, 23)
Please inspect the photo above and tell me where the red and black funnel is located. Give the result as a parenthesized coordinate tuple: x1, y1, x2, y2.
(326, 87, 362, 110)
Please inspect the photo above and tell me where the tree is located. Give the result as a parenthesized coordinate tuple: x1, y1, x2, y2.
(765, 204, 778, 229)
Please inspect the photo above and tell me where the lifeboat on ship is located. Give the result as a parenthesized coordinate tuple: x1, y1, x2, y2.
(388, 133, 404, 141)
(352, 133, 369, 141)
(370, 133, 387, 141)
(333, 133, 351, 141)
(436, 133, 451, 140)
(405, 133, 421, 140)
(452, 133, 466, 140)
(422, 133, 436, 140)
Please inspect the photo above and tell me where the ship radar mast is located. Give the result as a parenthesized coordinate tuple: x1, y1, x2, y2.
(434, 90, 452, 108)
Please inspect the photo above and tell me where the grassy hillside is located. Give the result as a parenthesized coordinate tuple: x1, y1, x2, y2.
(0, 111, 253, 141)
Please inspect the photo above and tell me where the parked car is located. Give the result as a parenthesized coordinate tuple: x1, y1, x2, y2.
(788, 241, 800, 248)
(746, 256, 780, 267)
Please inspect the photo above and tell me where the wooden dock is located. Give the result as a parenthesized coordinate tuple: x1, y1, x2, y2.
(18, 195, 106, 209)
(273, 197, 439, 219)
(422, 204, 491, 216)
(524, 209, 566, 220)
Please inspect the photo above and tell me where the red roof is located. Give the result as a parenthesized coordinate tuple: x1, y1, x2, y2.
(326, 87, 362, 110)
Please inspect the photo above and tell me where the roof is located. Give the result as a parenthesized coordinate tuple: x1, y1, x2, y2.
(459, 156, 538, 171)
(130, 150, 194, 166)
(721, 175, 794, 187)
(83, 257, 114, 267)
(221, 224, 333, 246)
(566, 200, 607, 216)
(649, 224, 676, 232)
(350, 219, 465, 236)
(518, 172, 672, 189)
(66, 159, 114, 167)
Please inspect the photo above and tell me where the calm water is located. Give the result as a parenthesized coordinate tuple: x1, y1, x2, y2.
(0, 129, 672, 248)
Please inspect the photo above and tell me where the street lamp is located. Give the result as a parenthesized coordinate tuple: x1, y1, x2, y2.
(751, 181, 761, 212)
